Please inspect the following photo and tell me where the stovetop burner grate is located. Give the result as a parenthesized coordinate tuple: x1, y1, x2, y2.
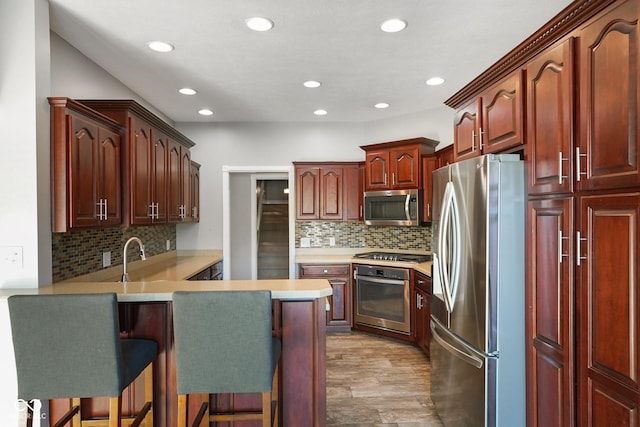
(354, 251, 431, 263)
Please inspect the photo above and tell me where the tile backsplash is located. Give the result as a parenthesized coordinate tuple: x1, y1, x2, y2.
(52, 224, 176, 282)
(296, 221, 431, 251)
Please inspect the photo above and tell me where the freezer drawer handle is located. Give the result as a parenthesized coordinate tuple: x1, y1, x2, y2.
(431, 320, 484, 369)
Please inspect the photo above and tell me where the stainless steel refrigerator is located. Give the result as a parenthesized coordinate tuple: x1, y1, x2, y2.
(430, 154, 525, 426)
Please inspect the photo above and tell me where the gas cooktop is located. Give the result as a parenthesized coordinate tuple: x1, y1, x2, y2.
(353, 251, 432, 263)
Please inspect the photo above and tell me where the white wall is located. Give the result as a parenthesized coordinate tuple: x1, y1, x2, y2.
(0, 1, 51, 424)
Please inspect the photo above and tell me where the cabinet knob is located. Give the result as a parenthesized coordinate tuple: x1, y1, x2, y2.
(323, 269, 329, 273)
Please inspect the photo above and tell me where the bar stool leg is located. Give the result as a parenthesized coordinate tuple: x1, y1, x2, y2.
(71, 398, 82, 427)
(143, 363, 154, 427)
(262, 392, 271, 426)
(108, 396, 122, 427)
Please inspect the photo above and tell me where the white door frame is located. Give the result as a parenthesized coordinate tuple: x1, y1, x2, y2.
(222, 165, 295, 280)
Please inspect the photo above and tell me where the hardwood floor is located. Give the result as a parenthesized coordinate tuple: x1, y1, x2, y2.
(326, 331, 443, 427)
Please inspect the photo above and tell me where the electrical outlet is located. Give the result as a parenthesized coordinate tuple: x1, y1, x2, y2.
(102, 251, 111, 268)
(329, 237, 336, 247)
(0, 246, 23, 268)
(166, 239, 171, 251)
(300, 237, 311, 248)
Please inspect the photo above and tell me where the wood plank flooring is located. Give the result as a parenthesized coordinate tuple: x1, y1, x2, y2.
(326, 331, 444, 427)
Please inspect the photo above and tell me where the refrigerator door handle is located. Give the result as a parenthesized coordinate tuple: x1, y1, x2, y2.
(438, 181, 461, 313)
(431, 317, 484, 369)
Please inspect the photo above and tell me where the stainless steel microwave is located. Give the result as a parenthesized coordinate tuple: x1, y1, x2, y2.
(363, 189, 422, 226)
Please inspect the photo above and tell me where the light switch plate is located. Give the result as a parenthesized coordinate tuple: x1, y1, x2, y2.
(329, 237, 336, 247)
(166, 239, 171, 251)
(300, 237, 311, 248)
(102, 251, 111, 268)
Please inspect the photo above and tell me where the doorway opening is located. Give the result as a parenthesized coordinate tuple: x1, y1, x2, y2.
(222, 166, 295, 280)
(256, 179, 289, 279)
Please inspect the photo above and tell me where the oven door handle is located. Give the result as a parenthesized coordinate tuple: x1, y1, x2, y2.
(355, 275, 407, 286)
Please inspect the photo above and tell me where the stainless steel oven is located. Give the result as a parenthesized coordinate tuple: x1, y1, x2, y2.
(354, 264, 411, 335)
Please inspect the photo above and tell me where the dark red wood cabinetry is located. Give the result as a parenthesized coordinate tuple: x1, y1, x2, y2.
(79, 100, 199, 226)
(298, 263, 352, 331)
(421, 155, 438, 222)
(453, 72, 524, 162)
(294, 162, 362, 221)
(413, 271, 431, 356)
(361, 137, 438, 191)
(49, 97, 123, 232)
(446, 1, 640, 425)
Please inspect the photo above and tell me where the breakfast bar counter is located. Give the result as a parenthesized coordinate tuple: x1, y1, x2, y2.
(4, 251, 332, 427)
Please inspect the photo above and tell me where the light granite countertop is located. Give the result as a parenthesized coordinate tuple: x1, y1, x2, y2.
(295, 247, 432, 277)
(1, 250, 333, 302)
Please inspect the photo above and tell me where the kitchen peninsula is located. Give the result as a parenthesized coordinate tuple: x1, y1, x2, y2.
(3, 250, 332, 427)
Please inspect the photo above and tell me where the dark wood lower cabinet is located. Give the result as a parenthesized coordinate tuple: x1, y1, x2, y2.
(51, 298, 327, 427)
(526, 197, 575, 427)
(578, 192, 640, 426)
(413, 271, 431, 356)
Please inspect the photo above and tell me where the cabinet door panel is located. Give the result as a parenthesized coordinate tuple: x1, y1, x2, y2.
(526, 39, 575, 195)
(527, 197, 574, 427)
(454, 99, 481, 162)
(152, 132, 168, 222)
(167, 141, 182, 222)
(482, 72, 524, 153)
(390, 147, 420, 189)
(578, 0, 640, 191)
(365, 150, 389, 190)
(422, 155, 437, 222)
(181, 148, 192, 221)
(320, 167, 342, 220)
(129, 116, 152, 224)
(578, 192, 640, 425)
(99, 126, 121, 226)
(343, 163, 362, 221)
(70, 116, 99, 227)
(296, 167, 319, 219)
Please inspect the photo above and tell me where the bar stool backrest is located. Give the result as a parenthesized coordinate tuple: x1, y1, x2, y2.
(172, 290, 276, 395)
(8, 293, 124, 400)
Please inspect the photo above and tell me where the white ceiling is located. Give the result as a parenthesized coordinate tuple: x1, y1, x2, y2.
(49, 0, 574, 123)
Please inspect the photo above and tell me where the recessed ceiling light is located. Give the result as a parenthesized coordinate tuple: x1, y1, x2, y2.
(198, 109, 214, 116)
(374, 103, 390, 109)
(426, 77, 445, 86)
(179, 88, 197, 95)
(303, 80, 322, 88)
(246, 17, 274, 32)
(314, 109, 328, 116)
(381, 19, 407, 33)
(147, 41, 174, 52)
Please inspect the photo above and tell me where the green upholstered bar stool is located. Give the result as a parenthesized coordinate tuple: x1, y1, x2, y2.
(8, 293, 157, 427)
(172, 290, 281, 427)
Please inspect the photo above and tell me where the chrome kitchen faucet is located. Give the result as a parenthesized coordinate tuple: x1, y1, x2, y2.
(122, 237, 146, 282)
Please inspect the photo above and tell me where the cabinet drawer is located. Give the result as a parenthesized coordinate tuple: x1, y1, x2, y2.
(299, 264, 350, 277)
(414, 272, 431, 294)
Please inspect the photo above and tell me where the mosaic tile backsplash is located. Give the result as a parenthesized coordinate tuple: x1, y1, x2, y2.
(296, 221, 432, 251)
(52, 224, 177, 282)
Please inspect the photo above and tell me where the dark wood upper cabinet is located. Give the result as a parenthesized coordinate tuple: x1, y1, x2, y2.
(190, 161, 201, 222)
(294, 162, 362, 221)
(436, 145, 454, 168)
(577, 0, 640, 192)
(319, 166, 343, 220)
(481, 71, 524, 153)
(79, 99, 198, 227)
(526, 38, 575, 196)
(422, 154, 438, 223)
(454, 72, 524, 162)
(454, 98, 481, 162)
(361, 137, 438, 191)
(49, 97, 123, 232)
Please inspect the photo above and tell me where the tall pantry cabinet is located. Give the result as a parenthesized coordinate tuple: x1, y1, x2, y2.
(446, 0, 640, 425)
(525, 1, 640, 425)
